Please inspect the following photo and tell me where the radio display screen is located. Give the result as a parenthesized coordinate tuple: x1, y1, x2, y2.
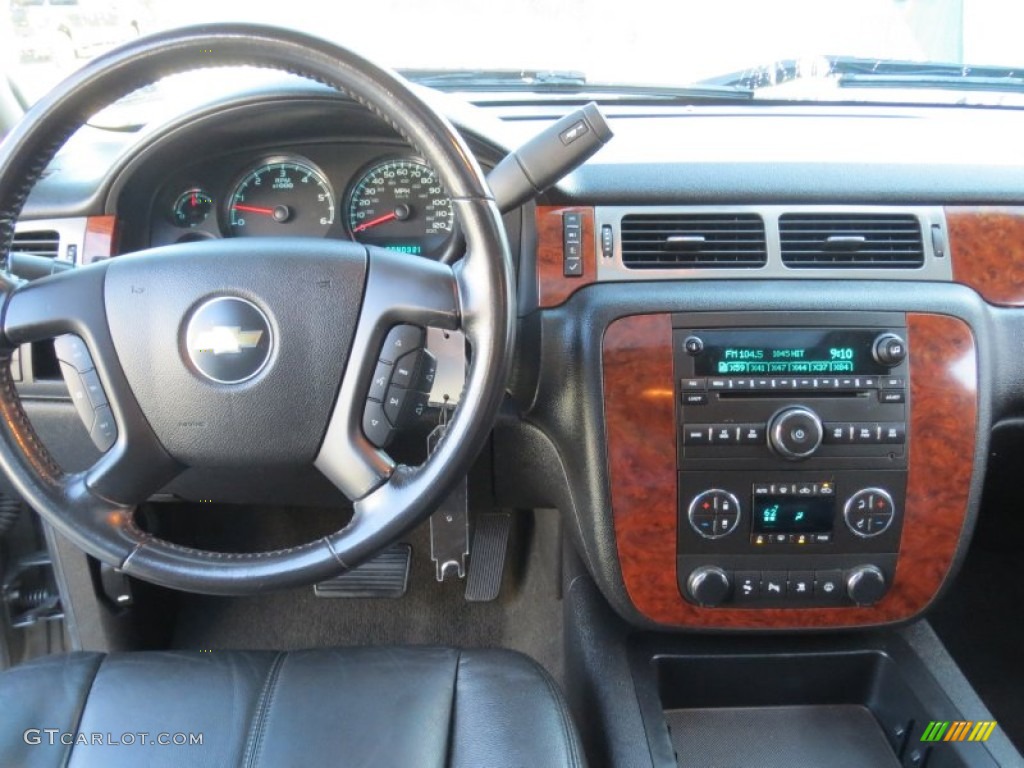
(692, 329, 887, 376)
(752, 495, 835, 534)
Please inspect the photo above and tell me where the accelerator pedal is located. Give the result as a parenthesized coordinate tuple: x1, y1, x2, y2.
(464, 513, 511, 602)
(314, 544, 411, 599)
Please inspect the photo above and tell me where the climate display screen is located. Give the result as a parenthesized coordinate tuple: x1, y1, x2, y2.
(692, 329, 887, 376)
(752, 496, 835, 534)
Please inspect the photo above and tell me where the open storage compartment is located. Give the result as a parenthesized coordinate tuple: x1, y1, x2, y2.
(630, 630, 1005, 768)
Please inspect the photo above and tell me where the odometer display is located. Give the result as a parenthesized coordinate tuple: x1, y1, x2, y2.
(227, 157, 335, 238)
(346, 158, 454, 257)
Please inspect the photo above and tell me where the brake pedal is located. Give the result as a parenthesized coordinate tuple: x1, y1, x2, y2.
(313, 544, 411, 598)
(464, 513, 511, 602)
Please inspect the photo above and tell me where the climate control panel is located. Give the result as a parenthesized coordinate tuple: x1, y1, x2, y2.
(672, 312, 909, 610)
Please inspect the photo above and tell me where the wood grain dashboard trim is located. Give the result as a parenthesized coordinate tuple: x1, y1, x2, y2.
(604, 312, 977, 629)
(83, 215, 118, 265)
(948, 206, 1024, 306)
(535, 206, 596, 308)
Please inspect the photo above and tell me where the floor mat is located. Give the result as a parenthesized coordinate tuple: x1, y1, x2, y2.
(169, 509, 566, 683)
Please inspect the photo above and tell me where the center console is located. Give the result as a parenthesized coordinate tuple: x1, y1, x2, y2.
(673, 312, 908, 609)
(603, 310, 977, 630)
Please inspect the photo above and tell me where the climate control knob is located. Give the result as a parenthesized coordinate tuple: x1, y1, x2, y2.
(846, 565, 887, 606)
(768, 406, 824, 460)
(686, 566, 731, 607)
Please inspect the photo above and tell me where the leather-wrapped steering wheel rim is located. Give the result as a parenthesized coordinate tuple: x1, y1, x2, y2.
(0, 24, 515, 594)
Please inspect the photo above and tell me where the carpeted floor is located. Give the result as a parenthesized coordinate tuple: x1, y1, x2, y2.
(168, 507, 567, 684)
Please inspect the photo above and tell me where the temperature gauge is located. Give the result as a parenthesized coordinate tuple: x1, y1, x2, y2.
(171, 188, 213, 228)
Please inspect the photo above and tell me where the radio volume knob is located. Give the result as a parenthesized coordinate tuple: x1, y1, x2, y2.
(846, 565, 887, 606)
(768, 406, 824, 460)
(686, 566, 731, 607)
(873, 333, 907, 367)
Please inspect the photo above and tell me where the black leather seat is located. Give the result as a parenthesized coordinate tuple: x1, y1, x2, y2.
(0, 647, 585, 767)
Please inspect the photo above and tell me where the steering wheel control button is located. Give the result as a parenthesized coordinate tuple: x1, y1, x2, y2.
(362, 400, 393, 448)
(688, 490, 741, 539)
(185, 297, 272, 384)
(768, 406, 824, 460)
(844, 488, 895, 538)
(415, 350, 438, 392)
(80, 370, 108, 408)
(383, 386, 409, 424)
(380, 324, 424, 363)
(368, 361, 392, 401)
(90, 405, 117, 452)
(391, 350, 422, 388)
(60, 362, 98, 433)
(54, 334, 94, 372)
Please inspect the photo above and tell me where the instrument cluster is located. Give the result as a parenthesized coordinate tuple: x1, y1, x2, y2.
(149, 146, 456, 260)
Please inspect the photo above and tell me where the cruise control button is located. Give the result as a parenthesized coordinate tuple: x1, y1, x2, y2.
(90, 405, 117, 452)
(362, 400, 393, 448)
(80, 370, 108, 408)
(380, 325, 424, 363)
(54, 334, 94, 373)
(368, 361, 392, 401)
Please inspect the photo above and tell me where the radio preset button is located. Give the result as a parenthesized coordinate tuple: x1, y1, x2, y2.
(883, 376, 905, 389)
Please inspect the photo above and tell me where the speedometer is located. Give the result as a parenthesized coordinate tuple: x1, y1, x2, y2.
(346, 158, 454, 258)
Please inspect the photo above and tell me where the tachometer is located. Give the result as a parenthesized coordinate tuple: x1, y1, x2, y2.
(226, 157, 335, 238)
(346, 158, 454, 257)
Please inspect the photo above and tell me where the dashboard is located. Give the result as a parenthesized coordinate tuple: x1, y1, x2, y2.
(11, 82, 1024, 634)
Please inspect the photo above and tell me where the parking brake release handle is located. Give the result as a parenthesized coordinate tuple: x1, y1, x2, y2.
(487, 102, 613, 213)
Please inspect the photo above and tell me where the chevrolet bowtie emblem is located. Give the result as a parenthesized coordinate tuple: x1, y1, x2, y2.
(191, 326, 265, 355)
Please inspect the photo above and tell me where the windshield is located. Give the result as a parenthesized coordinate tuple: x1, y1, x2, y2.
(4, 0, 1024, 115)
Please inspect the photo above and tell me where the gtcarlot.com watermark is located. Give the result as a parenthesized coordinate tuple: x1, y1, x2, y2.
(24, 729, 203, 747)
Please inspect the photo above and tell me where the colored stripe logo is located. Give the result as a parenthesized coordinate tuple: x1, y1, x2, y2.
(921, 721, 997, 742)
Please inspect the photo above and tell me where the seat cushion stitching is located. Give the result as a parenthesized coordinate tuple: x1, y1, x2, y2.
(537, 663, 583, 768)
(62, 654, 106, 768)
(241, 652, 286, 768)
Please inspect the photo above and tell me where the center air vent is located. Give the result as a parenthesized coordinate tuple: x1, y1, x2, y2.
(779, 213, 924, 268)
(620, 213, 767, 268)
(11, 230, 60, 259)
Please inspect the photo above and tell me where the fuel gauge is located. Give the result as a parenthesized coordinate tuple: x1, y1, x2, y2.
(171, 188, 213, 228)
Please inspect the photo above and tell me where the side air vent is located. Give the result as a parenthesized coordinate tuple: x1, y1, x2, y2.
(620, 213, 767, 268)
(779, 213, 924, 268)
(11, 230, 60, 259)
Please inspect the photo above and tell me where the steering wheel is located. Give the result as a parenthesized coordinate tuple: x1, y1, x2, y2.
(0, 25, 514, 594)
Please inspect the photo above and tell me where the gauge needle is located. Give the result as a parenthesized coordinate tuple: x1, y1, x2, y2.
(352, 211, 398, 233)
(233, 204, 276, 215)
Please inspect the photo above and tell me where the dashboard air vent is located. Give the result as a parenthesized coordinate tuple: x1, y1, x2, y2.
(620, 213, 767, 268)
(779, 213, 924, 268)
(11, 230, 60, 259)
